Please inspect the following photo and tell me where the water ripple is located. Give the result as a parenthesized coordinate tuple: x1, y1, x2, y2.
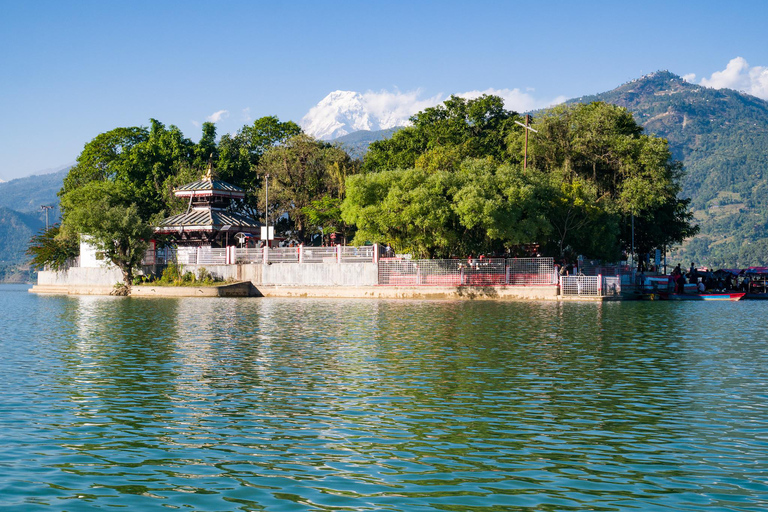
(1, 286, 767, 511)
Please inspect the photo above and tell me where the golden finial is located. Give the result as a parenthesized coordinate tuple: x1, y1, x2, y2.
(204, 153, 214, 181)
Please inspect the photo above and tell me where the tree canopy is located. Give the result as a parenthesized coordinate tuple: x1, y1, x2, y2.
(346, 98, 697, 260)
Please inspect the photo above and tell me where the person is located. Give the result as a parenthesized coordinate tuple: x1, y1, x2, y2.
(673, 263, 682, 276)
(676, 272, 686, 293)
(697, 278, 706, 294)
(385, 243, 394, 257)
(741, 275, 751, 293)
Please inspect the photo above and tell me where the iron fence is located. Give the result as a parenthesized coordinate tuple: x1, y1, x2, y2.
(378, 257, 555, 287)
(560, 275, 600, 296)
(198, 248, 226, 265)
(603, 276, 621, 296)
(235, 247, 263, 264)
(340, 245, 375, 262)
(302, 247, 337, 263)
(177, 247, 198, 265)
(268, 247, 299, 263)
(507, 257, 557, 285)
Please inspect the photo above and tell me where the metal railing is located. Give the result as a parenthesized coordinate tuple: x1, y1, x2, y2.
(235, 247, 263, 264)
(507, 257, 557, 285)
(560, 275, 622, 297)
(603, 276, 621, 296)
(198, 248, 226, 265)
(302, 247, 337, 263)
(340, 245, 374, 262)
(268, 247, 300, 263)
(560, 275, 600, 296)
(378, 258, 556, 287)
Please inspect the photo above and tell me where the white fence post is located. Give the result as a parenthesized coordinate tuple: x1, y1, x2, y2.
(336, 244, 341, 264)
(263, 245, 269, 264)
(373, 243, 379, 263)
(598, 273, 603, 296)
(299, 244, 304, 264)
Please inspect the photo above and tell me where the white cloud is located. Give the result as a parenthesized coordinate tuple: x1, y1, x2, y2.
(242, 107, 252, 123)
(301, 87, 568, 139)
(360, 89, 443, 126)
(206, 110, 230, 123)
(357, 87, 563, 122)
(456, 88, 566, 112)
(698, 57, 768, 100)
(682, 73, 696, 83)
(191, 120, 200, 128)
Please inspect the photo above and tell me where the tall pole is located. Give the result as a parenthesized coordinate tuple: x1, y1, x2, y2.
(41, 205, 53, 232)
(514, 116, 538, 170)
(264, 174, 270, 248)
(524, 114, 530, 170)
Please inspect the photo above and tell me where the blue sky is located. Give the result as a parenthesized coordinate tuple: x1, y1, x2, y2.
(2, 0, 767, 181)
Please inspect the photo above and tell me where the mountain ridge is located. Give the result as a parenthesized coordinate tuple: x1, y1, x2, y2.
(565, 70, 768, 266)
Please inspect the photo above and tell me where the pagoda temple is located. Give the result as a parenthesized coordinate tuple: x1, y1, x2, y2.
(154, 164, 261, 247)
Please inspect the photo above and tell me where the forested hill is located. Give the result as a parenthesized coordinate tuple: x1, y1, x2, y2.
(569, 71, 768, 267)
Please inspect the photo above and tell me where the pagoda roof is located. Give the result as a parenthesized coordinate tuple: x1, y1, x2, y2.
(155, 209, 261, 233)
(174, 179, 246, 198)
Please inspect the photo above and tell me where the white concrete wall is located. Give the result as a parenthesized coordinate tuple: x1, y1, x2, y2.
(38, 266, 124, 286)
(261, 262, 378, 286)
(79, 239, 112, 268)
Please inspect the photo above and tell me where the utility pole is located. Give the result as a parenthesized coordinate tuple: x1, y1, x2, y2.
(514, 115, 538, 169)
(264, 174, 270, 248)
(40, 205, 53, 232)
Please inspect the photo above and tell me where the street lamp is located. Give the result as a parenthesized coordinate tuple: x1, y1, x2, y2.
(264, 174, 270, 248)
(40, 205, 53, 232)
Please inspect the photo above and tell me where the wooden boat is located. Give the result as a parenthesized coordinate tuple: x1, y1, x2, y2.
(657, 292, 745, 301)
(743, 293, 768, 300)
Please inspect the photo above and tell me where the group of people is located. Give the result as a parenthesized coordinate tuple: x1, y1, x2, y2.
(670, 262, 746, 293)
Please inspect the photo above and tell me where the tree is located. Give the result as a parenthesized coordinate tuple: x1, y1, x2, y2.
(26, 225, 79, 271)
(258, 134, 356, 242)
(217, 116, 302, 221)
(341, 160, 552, 258)
(60, 120, 197, 220)
(60, 181, 154, 288)
(363, 95, 520, 172)
(514, 102, 696, 256)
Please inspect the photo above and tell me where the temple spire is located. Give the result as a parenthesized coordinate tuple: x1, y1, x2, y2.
(204, 153, 215, 181)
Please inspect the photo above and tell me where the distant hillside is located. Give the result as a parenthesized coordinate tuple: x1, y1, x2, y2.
(0, 167, 67, 219)
(568, 71, 768, 267)
(0, 206, 43, 265)
(331, 127, 401, 160)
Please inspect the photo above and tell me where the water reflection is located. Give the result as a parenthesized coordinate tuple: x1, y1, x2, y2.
(1, 289, 767, 511)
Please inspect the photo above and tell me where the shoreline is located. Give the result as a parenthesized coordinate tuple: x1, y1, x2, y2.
(28, 282, 616, 301)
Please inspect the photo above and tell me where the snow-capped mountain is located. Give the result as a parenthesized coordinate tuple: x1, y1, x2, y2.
(301, 90, 413, 140)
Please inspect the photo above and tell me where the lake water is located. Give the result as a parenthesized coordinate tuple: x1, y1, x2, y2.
(1, 283, 767, 511)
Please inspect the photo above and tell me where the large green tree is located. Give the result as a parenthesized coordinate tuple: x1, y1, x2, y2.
(342, 160, 551, 258)
(351, 98, 695, 260)
(60, 181, 155, 288)
(363, 95, 521, 173)
(217, 116, 302, 220)
(258, 134, 358, 242)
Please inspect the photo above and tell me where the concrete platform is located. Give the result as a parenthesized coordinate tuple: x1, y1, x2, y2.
(30, 281, 257, 297)
(253, 285, 562, 300)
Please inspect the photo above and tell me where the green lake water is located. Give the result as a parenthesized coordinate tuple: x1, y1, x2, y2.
(1, 283, 767, 511)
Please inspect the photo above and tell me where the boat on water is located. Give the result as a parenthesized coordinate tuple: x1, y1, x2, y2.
(657, 292, 745, 301)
